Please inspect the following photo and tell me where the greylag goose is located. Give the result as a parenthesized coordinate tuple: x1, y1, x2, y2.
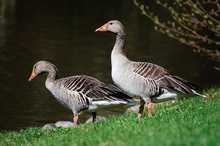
(28, 60, 134, 125)
(95, 20, 206, 118)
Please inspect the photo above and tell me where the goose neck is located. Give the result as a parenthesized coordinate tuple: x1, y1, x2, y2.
(112, 33, 126, 55)
(45, 66, 57, 83)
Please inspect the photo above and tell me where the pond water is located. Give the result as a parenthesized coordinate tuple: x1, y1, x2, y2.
(0, 0, 219, 131)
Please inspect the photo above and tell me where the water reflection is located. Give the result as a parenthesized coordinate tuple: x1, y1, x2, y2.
(0, 0, 219, 131)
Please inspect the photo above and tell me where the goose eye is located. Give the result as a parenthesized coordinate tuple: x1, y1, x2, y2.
(109, 22, 113, 25)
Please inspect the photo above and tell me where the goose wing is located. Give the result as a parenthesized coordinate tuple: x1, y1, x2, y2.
(132, 62, 203, 95)
(84, 77, 133, 102)
(62, 75, 132, 102)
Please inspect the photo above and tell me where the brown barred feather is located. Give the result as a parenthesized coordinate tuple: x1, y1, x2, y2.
(132, 62, 169, 80)
(132, 61, 203, 95)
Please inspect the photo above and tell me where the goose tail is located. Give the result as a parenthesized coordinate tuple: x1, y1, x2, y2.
(192, 89, 207, 98)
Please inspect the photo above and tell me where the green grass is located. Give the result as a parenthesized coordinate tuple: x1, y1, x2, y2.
(0, 89, 219, 146)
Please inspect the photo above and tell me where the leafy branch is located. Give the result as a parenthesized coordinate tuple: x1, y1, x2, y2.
(134, 0, 220, 70)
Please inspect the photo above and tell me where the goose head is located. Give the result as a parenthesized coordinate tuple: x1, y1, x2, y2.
(95, 20, 125, 35)
(28, 60, 58, 81)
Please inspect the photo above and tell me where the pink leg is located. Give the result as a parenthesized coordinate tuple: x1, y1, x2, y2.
(146, 103, 152, 117)
(73, 116, 78, 125)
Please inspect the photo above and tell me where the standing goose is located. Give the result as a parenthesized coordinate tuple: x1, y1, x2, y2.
(28, 60, 134, 125)
(95, 20, 206, 118)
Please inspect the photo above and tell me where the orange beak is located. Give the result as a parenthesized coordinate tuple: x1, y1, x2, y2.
(28, 70, 37, 81)
(95, 23, 108, 32)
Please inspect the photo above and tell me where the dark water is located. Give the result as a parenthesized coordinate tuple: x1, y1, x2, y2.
(0, 0, 219, 131)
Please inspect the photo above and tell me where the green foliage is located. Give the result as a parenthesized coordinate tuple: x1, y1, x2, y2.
(0, 89, 219, 146)
(134, 0, 220, 70)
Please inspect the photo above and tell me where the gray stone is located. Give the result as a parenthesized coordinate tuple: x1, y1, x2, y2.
(41, 123, 56, 130)
(85, 116, 107, 124)
(55, 121, 75, 128)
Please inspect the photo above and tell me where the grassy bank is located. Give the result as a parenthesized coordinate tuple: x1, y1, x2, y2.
(0, 89, 219, 146)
